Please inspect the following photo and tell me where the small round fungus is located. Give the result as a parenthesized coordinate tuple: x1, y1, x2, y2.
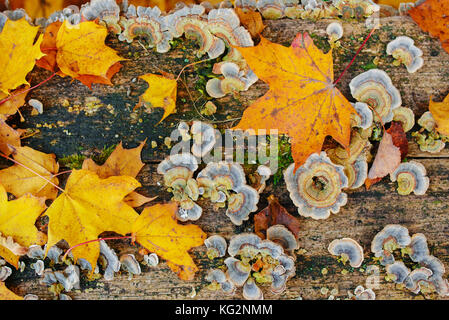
(354, 285, 376, 300)
(23, 294, 39, 300)
(328, 238, 364, 268)
(27, 245, 45, 260)
(31, 260, 45, 276)
(386, 36, 423, 73)
(120, 253, 141, 277)
(420, 255, 449, 296)
(266, 225, 299, 251)
(284, 152, 348, 220)
(204, 235, 228, 259)
(344, 157, 368, 190)
(197, 161, 246, 192)
(256, 0, 285, 19)
(143, 253, 159, 267)
(417, 111, 436, 132)
(392, 107, 415, 132)
(390, 161, 429, 196)
(54, 265, 80, 291)
(228, 233, 261, 257)
(386, 261, 410, 284)
(326, 22, 343, 41)
(226, 185, 259, 225)
(45, 244, 63, 264)
(191, 121, 217, 157)
(0, 266, 11, 281)
(99, 240, 120, 281)
(371, 224, 411, 266)
(243, 278, 264, 300)
(349, 69, 401, 123)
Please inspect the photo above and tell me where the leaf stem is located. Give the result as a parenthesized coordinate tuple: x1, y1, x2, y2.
(62, 236, 133, 261)
(334, 26, 376, 85)
(0, 151, 65, 193)
(0, 73, 57, 105)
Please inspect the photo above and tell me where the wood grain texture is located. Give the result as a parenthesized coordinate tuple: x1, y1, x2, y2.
(3, 16, 449, 300)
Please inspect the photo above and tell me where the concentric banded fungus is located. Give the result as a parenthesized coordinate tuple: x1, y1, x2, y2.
(392, 107, 415, 132)
(354, 285, 376, 300)
(191, 121, 216, 157)
(119, 5, 172, 53)
(99, 240, 120, 281)
(197, 161, 246, 192)
(177, 201, 202, 221)
(417, 111, 436, 132)
(0, 266, 11, 281)
(45, 244, 63, 264)
(227, 233, 261, 257)
(40, 269, 57, 286)
(349, 69, 401, 123)
(80, 0, 121, 33)
(166, 5, 225, 59)
(157, 153, 198, 187)
(256, 0, 285, 19)
(243, 278, 264, 300)
(327, 131, 371, 166)
(24, 294, 39, 300)
(47, 6, 81, 25)
(27, 245, 45, 260)
(326, 22, 343, 42)
(204, 235, 227, 259)
(328, 238, 364, 268)
(386, 36, 423, 74)
(407, 233, 429, 263)
(284, 152, 348, 220)
(31, 260, 45, 276)
(120, 253, 141, 277)
(390, 161, 429, 196)
(143, 253, 159, 267)
(404, 267, 432, 294)
(226, 185, 259, 225)
(344, 157, 368, 189)
(386, 261, 410, 284)
(419, 255, 449, 296)
(206, 268, 236, 295)
(332, 0, 379, 19)
(371, 224, 411, 266)
(206, 63, 258, 98)
(351, 102, 373, 129)
(266, 225, 299, 251)
(224, 257, 251, 286)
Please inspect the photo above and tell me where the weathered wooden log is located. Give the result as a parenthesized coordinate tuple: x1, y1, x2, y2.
(3, 16, 449, 300)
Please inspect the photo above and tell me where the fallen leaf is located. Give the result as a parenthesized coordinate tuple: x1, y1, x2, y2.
(429, 93, 449, 136)
(137, 74, 177, 123)
(409, 0, 449, 54)
(235, 8, 265, 39)
(0, 120, 21, 156)
(254, 195, 300, 240)
(233, 33, 354, 169)
(45, 169, 140, 269)
(131, 202, 207, 280)
(387, 121, 408, 160)
(0, 18, 44, 95)
(366, 132, 401, 186)
(55, 21, 125, 88)
(82, 141, 146, 179)
(0, 184, 47, 267)
(0, 86, 29, 119)
(0, 282, 22, 300)
(0, 146, 60, 199)
(36, 21, 62, 73)
(123, 192, 157, 207)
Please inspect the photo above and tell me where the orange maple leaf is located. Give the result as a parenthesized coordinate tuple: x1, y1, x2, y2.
(233, 33, 354, 168)
(51, 21, 125, 88)
(429, 93, 449, 136)
(45, 169, 140, 270)
(131, 202, 206, 280)
(0, 86, 29, 119)
(0, 120, 21, 156)
(409, 0, 449, 54)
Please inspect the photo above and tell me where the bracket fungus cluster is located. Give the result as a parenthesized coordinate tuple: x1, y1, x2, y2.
(413, 112, 448, 154)
(206, 233, 295, 299)
(390, 161, 429, 196)
(372, 225, 449, 297)
(386, 36, 424, 74)
(284, 152, 348, 220)
(328, 238, 364, 268)
(354, 285, 376, 300)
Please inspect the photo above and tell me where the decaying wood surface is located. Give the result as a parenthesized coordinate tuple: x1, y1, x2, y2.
(3, 15, 449, 300)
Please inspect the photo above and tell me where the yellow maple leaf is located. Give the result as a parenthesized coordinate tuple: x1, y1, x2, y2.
(55, 21, 125, 87)
(0, 120, 21, 156)
(8, 0, 65, 19)
(0, 146, 60, 200)
(233, 33, 354, 168)
(429, 93, 449, 136)
(45, 169, 140, 269)
(0, 18, 44, 95)
(131, 203, 206, 280)
(0, 184, 47, 267)
(0, 86, 29, 119)
(0, 282, 22, 300)
(137, 74, 177, 123)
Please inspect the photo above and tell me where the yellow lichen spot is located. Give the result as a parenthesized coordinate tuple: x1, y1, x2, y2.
(341, 269, 349, 275)
(321, 267, 328, 275)
(151, 141, 157, 148)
